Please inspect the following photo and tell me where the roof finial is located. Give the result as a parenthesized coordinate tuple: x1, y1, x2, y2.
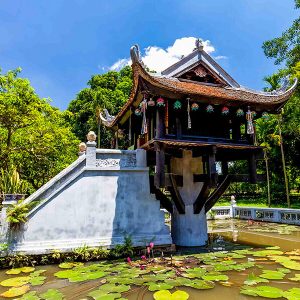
(195, 38, 204, 51)
(130, 44, 141, 63)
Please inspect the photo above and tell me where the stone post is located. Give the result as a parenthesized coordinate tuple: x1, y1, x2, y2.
(230, 195, 237, 218)
(86, 131, 97, 167)
(0, 197, 17, 242)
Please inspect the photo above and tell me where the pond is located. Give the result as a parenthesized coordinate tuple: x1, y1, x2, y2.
(0, 219, 300, 299)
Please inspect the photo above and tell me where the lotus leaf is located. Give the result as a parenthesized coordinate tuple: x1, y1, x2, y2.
(288, 274, 300, 281)
(0, 285, 30, 298)
(31, 270, 47, 276)
(259, 270, 286, 280)
(244, 273, 269, 285)
(40, 289, 64, 300)
(240, 285, 283, 298)
(88, 290, 121, 300)
(252, 250, 284, 257)
(202, 272, 229, 281)
(29, 276, 46, 286)
(183, 267, 206, 278)
(58, 262, 83, 269)
(283, 288, 300, 300)
(20, 291, 40, 300)
(5, 267, 35, 275)
(148, 282, 174, 291)
(186, 280, 215, 290)
(98, 283, 130, 293)
(0, 276, 31, 287)
(106, 277, 134, 285)
(153, 290, 189, 300)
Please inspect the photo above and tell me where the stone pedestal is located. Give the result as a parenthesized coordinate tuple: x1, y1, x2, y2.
(170, 150, 208, 246)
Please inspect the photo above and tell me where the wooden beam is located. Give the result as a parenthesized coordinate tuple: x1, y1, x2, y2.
(221, 161, 228, 175)
(207, 146, 218, 187)
(169, 174, 185, 214)
(176, 117, 182, 139)
(165, 173, 183, 187)
(193, 181, 211, 214)
(193, 174, 209, 182)
(248, 153, 257, 184)
(154, 142, 165, 188)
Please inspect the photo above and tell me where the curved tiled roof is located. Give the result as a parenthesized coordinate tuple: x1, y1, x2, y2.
(108, 49, 297, 128)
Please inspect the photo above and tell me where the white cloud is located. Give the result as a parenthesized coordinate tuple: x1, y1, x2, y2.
(214, 55, 228, 60)
(109, 37, 222, 72)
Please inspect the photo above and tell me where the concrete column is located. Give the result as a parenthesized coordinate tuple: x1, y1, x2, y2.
(170, 150, 208, 246)
(86, 141, 96, 167)
(136, 149, 147, 167)
(0, 198, 17, 241)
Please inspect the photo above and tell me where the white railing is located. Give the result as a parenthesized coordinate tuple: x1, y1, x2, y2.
(207, 205, 300, 225)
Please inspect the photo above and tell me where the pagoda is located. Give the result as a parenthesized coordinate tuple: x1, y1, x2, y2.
(101, 40, 297, 246)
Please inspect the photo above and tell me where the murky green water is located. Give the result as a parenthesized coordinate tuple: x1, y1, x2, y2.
(0, 219, 300, 299)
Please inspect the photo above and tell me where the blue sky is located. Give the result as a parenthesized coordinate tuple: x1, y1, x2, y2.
(0, 0, 298, 110)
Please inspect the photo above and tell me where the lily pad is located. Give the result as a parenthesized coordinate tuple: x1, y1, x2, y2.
(153, 290, 189, 300)
(0, 285, 30, 298)
(88, 290, 121, 300)
(58, 262, 83, 269)
(202, 272, 229, 281)
(148, 283, 174, 291)
(5, 267, 35, 275)
(288, 274, 300, 282)
(240, 285, 283, 298)
(186, 280, 215, 290)
(244, 273, 269, 286)
(29, 276, 46, 286)
(106, 277, 134, 285)
(259, 270, 286, 280)
(252, 250, 284, 257)
(98, 283, 130, 293)
(19, 291, 40, 300)
(40, 289, 64, 300)
(283, 288, 300, 300)
(0, 276, 31, 287)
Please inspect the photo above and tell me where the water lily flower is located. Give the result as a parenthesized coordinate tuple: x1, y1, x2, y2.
(140, 265, 146, 270)
(127, 257, 132, 263)
(141, 255, 147, 260)
(147, 247, 150, 254)
(149, 242, 154, 249)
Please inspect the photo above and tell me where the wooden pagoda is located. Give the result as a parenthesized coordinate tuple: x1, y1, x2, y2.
(102, 41, 297, 221)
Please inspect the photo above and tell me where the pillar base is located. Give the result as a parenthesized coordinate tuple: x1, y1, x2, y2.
(171, 205, 208, 246)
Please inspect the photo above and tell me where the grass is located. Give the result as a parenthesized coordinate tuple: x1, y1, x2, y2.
(215, 195, 300, 209)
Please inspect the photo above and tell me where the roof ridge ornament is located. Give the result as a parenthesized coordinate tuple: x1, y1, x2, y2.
(195, 38, 204, 51)
(100, 109, 115, 127)
(130, 44, 142, 64)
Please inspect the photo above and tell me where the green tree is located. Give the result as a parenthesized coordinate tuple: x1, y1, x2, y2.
(0, 68, 79, 191)
(67, 66, 133, 147)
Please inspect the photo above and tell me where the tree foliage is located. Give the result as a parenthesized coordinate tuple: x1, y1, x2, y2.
(67, 66, 133, 147)
(0, 68, 79, 192)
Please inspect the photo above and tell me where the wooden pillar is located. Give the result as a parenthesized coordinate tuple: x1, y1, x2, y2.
(248, 153, 257, 184)
(154, 142, 165, 188)
(232, 121, 241, 141)
(207, 146, 218, 187)
(115, 127, 119, 149)
(156, 108, 165, 138)
(176, 117, 182, 139)
(221, 161, 228, 175)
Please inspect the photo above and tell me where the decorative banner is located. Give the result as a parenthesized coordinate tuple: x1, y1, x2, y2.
(187, 98, 191, 129)
(173, 100, 182, 110)
(246, 107, 254, 134)
(221, 106, 230, 116)
(147, 97, 155, 107)
(141, 98, 148, 135)
(191, 102, 199, 111)
(135, 108, 142, 116)
(156, 97, 165, 107)
(236, 108, 244, 117)
(262, 112, 270, 121)
(206, 104, 214, 113)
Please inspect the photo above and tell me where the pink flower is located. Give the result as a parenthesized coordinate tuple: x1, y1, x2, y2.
(127, 257, 132, 263)
(149, 242, 154, 249)
(141, 255, 147, 260)
(140, 265, 145, 270)
(147, 247, 150, 254)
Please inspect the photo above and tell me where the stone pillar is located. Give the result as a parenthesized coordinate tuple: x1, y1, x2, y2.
(136, 149, 147, 167)
(86, 131, 97, 167)
(171, 150, 208, 246)
(0, 197, 17, 242)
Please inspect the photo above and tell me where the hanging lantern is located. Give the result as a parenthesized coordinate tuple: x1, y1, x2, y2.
(262, 112, 270, 121)
(236, 108, 244, 117)
(135, 108, 142, 116)
(173, 100, 182, 110)
(206, 104, 214, 113)
(156, 97, 165, 107)
(221, 106, 230, 116)
(191, 103, 199, 111)
(147, 97, 155, 107)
